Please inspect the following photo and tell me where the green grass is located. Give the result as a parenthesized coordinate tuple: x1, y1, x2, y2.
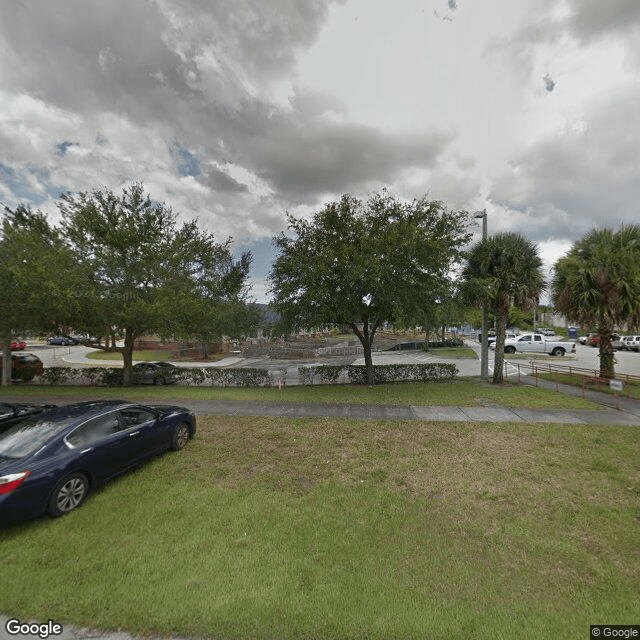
(0, 380, 599, 409)
(2, 416, 638, 639)
(86, 349, 171, 361)
(538, 371, 640, 400)
(423, 346, 478, 358)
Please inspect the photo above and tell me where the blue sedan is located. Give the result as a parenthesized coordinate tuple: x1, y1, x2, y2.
(0, 401, 196, 526)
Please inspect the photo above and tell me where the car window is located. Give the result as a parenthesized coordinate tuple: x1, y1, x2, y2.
(520, 336, 531, 342)
(66, 413, 121, 448)
(0, 418, 75, 458)
(534, 335, 541, 341)
(119, 408, 156, 428)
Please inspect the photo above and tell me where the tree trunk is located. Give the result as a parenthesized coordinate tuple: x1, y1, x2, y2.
(1, 336, 12, 386)
(122, 331, 135, 386)
(351, 318, 378, 386)
(492, 306, 508, 384)
(598, 326, 615, 380)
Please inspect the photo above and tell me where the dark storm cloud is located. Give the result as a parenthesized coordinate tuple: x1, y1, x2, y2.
(506, 0, 640, 58)
(1, 0, 455, 217)
(243, 119, 453, 199)
(0, 0, 345, 138)
(199, 166, 249, 194)
(164, 0, 346, 80)
(566, 0, 640, 42)
(0, 1, 197, 120)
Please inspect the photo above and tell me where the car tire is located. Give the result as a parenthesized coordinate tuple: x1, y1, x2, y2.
(47, 472, 89, 517)
(170, 422, 191, 451)
(551, 347, 565, 356)
(504, 346, 516, 354)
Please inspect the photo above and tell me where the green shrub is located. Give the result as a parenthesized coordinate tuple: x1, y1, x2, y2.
(300, 363, 457, 385)
(346, 363, 457, 384)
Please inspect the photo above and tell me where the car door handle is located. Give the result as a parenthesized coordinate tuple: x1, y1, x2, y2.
(81, 447, 92, 453)
(129, 431, 140, 437)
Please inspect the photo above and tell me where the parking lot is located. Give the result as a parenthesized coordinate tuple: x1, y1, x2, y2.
(11, 337, 640, 385)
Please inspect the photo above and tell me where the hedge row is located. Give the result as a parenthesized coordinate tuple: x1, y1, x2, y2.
(36, 366, 273, 387)
(299, 363, 458, 385)
(421, 338, 464, 349)
(33, 363, 457, 387)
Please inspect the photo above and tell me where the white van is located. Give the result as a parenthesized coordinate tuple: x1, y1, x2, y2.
(622, 336, 640, 351)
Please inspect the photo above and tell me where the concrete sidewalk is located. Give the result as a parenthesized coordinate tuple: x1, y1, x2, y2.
(2, 381, 640, 426)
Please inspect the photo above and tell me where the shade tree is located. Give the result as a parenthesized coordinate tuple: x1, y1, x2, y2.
(269, 191, 471, 385)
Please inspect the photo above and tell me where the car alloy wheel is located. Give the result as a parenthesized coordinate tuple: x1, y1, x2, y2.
(48, 473, 89, 517)
(171, 423, 190, 451)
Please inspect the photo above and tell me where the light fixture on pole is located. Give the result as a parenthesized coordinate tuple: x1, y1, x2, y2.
(473, 209, 489, 381)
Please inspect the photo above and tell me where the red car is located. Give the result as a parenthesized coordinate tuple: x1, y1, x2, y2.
(587, 333, 600, 347)
(0, 341, 27, 351)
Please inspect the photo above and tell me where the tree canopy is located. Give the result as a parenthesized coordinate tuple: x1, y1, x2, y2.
(0, 205, 77, 384)
(552, 225, 640, 378)
(58, 183, 255, 385)
(461, 232, 544, 384)
(269, 191, 471, 384)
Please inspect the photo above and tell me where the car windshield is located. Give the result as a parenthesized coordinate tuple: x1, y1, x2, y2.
(0, 417, 74, 459)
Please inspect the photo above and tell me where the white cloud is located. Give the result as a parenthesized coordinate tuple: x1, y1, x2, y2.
(1, 0, 640, 299)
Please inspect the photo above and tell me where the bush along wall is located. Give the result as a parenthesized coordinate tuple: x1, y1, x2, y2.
(32, 363, 456, 387)
(299, 363, 458, 385)
(34, 366, 273, 387)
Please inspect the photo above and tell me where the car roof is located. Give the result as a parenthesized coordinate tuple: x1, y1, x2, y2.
(35, 401, 133, 423)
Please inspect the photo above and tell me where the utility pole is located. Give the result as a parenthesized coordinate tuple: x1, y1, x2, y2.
(474, 210, 489, 380)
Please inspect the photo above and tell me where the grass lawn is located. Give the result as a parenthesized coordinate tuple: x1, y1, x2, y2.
(538, 371, 640, 400)
(1, 416, 638, 639)
(0, 380, 599, 409)
(86, 349, 171, 361)
(423, 346, 478, 358)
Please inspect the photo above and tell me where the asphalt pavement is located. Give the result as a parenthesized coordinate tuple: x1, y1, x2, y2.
(5, 342, 640, 426)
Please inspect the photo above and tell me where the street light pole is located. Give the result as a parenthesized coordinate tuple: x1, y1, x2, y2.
(474, 210, 489, 380)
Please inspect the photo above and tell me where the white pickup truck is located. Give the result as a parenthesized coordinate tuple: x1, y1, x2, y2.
(493, 332, 576, 356)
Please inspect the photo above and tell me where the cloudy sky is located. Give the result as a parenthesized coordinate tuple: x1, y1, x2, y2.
(1, 0, 639, 301)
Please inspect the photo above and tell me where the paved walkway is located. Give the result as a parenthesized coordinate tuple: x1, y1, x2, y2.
(2, 376, 640, 426)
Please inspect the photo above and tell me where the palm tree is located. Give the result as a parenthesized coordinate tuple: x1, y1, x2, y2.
(552, 225, 640, 379)
(462, 233, 544, 384)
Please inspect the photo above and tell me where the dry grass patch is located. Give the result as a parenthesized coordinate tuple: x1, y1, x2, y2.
(1, 415, 638, 639)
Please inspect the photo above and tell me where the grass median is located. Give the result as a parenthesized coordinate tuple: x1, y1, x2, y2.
(0, 379, 599, 410)
(1, 415, 638, 639)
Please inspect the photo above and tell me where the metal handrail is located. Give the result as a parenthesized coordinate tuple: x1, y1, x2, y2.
(503, 359, 640, 400)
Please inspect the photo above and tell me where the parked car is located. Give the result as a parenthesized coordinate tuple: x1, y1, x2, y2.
(497, 333, 576, 356)
(587, 333, 600, 347)
(0, 401, 196, 526)
(47, 336, 77, 345)
(0, 402, 57, 434)
(487, 333, 517, 347)
(586, 333, 623, 349)
(622, 335, 640, 352)
(578, 335, 588, 345)
(0, 353, 44, 382)
(132, 362, 181, 385)
(0, 340, 27, 351)
(537, 328, 556, 336)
